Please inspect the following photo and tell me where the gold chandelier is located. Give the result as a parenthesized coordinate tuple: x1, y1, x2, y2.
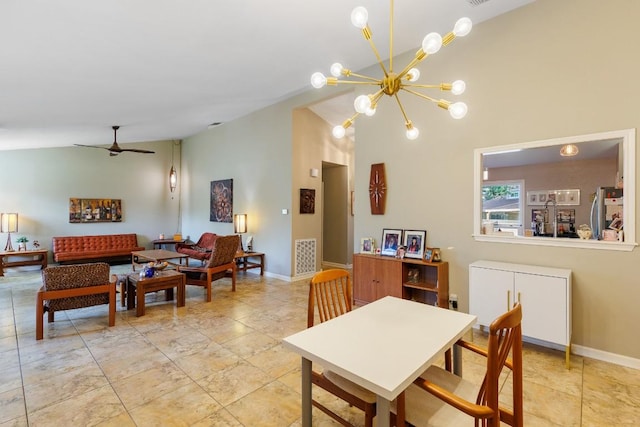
(311, 0, 472, 140)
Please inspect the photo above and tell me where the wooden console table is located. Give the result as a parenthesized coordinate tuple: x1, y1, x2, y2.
(235, 251, 265, 275)
(0, 249, 48, 276)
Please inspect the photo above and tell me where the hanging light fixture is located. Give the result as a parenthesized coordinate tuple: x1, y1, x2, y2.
(311, 0, 472, 140)
(169, 141, 178, 192)
(560, 144, 579, 157)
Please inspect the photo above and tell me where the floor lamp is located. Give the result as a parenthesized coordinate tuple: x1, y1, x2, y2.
(1, 213, 18, 252)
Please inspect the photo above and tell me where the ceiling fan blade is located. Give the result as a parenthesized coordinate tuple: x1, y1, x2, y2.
(74, 144, 109, 150)
(119, 148, 155, 154)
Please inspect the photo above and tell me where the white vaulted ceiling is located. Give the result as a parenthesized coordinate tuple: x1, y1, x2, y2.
(0, 0, 533, 151)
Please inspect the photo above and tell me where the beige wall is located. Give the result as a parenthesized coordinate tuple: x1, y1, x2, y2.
(0, 140, 180, 256)
(353, 0, 640, 360)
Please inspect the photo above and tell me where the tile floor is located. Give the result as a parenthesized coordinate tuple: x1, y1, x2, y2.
(1, 264, 639, 426)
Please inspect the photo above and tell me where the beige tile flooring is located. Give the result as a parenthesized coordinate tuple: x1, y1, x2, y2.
(1, 264, 639, 426)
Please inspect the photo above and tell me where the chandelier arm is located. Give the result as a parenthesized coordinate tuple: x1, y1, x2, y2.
(346, 72, 383, 82)
(334, 80, 384, 86)
(396, 52, 428, 80)
(401, 87, 439, 103)
(389, 0, 394, 72)
(393, 93, 411, 124)
(403, 83, 452, 91)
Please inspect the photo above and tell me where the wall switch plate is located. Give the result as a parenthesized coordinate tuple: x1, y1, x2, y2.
(282, 209, 288, 214)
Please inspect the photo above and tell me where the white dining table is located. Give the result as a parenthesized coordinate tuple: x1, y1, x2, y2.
(282, 296, 477, 427)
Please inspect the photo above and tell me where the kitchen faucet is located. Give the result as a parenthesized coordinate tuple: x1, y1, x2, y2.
(544, 198, 558, 237)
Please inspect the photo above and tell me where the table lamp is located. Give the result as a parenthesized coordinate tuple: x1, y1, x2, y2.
(1, 213, 18, 252)
(233, 214, 247, 250)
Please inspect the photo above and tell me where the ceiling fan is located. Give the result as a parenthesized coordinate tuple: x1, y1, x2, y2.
(75, 126, 155, 156)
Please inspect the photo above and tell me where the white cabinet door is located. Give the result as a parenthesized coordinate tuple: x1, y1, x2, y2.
(469, 266, 513, 327)
(515, 272, 568, 345)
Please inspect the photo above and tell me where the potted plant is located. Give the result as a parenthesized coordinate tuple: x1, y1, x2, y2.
(16, 236, 28, 251)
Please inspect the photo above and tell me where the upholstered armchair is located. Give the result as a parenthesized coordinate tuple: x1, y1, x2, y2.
(178, 235, 239, 302)
(175, 232, 218, 262)
(36, 263, 116, 340)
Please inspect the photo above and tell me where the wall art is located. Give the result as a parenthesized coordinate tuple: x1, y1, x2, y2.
(210, 179, 233, 223)
(69, 198, 122, 223)
(300, 188, 315, 214)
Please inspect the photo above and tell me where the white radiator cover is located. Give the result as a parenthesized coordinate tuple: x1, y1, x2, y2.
(295, 238, 316, 276)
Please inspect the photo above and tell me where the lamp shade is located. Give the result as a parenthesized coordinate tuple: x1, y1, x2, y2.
(169, 166, 177, 192)
(234, 214, 247, 234)
(1, 213, 18, 233)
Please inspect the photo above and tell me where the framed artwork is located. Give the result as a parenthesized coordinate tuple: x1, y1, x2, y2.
(69, 198, 122, 223)
(210, 179, 233, 223)
(527, 189, 580, 206)
(431, 248, 442, 262)
(402, 229, 426, 259)
(300, 188, 315, 214)
(424, 248, 435, 262)
(531, 209, 548, 224)
(360, 237, 375, 254)
(381, 228, 402, 256)
(557, 209, 575, 223)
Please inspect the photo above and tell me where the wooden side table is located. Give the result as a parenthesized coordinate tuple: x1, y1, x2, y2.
(235, 251, 265, 275)
(0, 249, 48, 276)
(151, 238, 187, 250)
(126, 270, 186, 316)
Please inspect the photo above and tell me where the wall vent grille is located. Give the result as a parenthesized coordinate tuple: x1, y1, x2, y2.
(295, 238, 316, 276)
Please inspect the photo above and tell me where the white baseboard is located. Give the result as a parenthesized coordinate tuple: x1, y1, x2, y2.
(572, 344, 640, 370)
(321, 261, 353, 270)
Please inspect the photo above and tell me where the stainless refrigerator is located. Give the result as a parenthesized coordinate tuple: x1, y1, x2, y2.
(590, 187, 623, 240)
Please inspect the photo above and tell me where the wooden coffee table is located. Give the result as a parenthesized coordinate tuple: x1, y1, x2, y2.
(131, 249, 189, 271)
(126, 270, 186, 316)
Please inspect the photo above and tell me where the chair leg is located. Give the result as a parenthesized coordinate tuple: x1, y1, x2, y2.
(36, 291, 44, 340)
(48, 310, 55, 323)
(108, 282, 116, 327)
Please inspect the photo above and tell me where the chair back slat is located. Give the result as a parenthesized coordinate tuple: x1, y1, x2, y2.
(308, 269, 352, 327)
(477, 302, 523, 427)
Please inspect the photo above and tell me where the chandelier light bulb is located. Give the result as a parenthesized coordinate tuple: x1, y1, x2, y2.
(422, 32, 443, 54)
(354, 94, 372, 113)
(365, 106, 376, 116)
(406, 126, 420, 140)
(330, 63, 344, 77)
(332, 125, 346, 139)
(451, 80, 466, 95)
(407, 68, 420, 82)
(453, 17, 473, 37)
(449, 102, 468, 119)
(351, 7, 368, 29)
(310, 72, 327, 89)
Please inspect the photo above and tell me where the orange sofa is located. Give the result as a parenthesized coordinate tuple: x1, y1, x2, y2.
(52, 233, 145, 264)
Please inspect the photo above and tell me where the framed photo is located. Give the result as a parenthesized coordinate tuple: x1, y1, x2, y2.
(360, 237, 375, 254)
(424, 247, 435, 262)
(402, 229, 426, 259)
(381, 228, 402, 257)
(431, 248, 441, 262)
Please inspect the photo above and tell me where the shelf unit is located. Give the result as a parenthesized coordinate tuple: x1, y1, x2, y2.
(353, 254, 449, 308)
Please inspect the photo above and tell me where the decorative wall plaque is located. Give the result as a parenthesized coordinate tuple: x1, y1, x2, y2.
(369, 163, 387, 214)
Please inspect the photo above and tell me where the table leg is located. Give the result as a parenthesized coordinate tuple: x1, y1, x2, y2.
(136, 282, 145, 317)
(165, 288, 174, 301)
(177, 276, 185, 307)
(453, 344, 463, 376)
(376, 395, 391, 427)
(0, 256, 4, 277)
(301, 357, 312, 427)
(127, 281, 135, 310)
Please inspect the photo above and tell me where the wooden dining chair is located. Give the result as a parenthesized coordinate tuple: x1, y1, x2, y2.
(397, 303, 523, 427)
(307, 269, 377, 427)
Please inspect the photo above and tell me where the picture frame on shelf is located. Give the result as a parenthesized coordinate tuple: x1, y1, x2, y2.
(381, 228, 402, 257)
(424, 247, 435, 262)
(402, 229, 426, 259)
(360, 237, 375, 254)
(431, 248, 441, 262)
